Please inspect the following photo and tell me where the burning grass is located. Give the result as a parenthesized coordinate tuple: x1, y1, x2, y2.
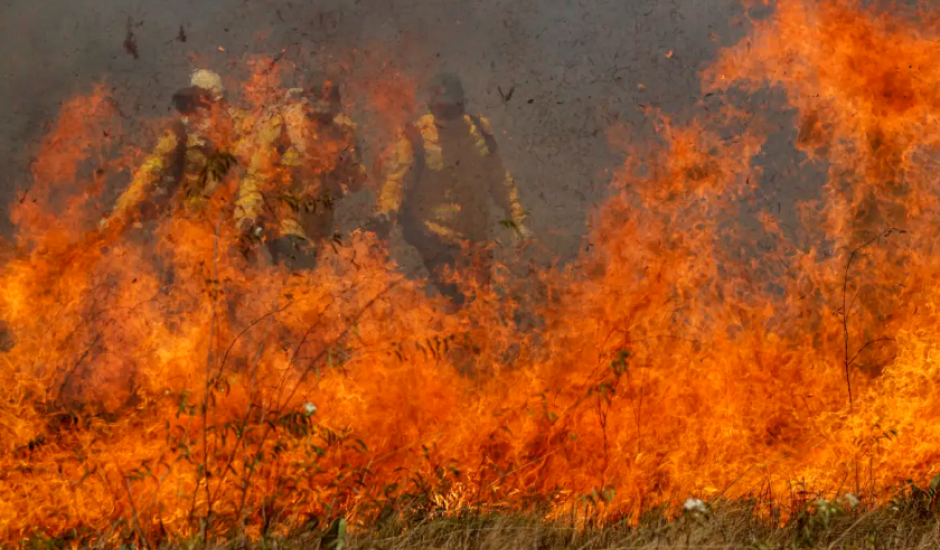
(4, 0, 940, 546)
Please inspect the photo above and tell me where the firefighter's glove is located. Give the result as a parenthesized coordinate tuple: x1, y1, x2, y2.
(235, 218, 266, 259)
(513, 223, 534, 242)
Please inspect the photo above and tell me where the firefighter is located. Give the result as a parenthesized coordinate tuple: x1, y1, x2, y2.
(100, 69, 241, 231)
(371, 72, 532, 305)
(233, 75, 366, 270)
(96, 68, 248, 303)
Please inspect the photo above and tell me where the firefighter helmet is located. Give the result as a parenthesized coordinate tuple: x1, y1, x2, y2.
(190, 69, 224, 101)
(429, 73, 465, 107)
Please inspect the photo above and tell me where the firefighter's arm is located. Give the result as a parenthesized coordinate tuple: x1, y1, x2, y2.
(495, 167, 533, 240)
(478, 116, 531, 238)
(229, 108, 258, 163)
(347, 135, 368, 195)
(336, 115, 367, 194)
(233, 113, 283, 232)
(104, 128, 180, 229)
(375, 129, 415, 219)
(500, 170, 529, 231)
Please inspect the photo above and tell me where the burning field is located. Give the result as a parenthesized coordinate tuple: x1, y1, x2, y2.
(3, 0, 940, 546)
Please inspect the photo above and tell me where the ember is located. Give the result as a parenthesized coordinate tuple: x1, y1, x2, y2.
(2, 0, 940, 545)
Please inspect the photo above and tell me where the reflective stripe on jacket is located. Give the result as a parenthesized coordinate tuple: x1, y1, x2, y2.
(376, 113, 526, 241)
(234, 106, 365, 241)
(110, 128, 181, 226)
(109, 104, 244, 228)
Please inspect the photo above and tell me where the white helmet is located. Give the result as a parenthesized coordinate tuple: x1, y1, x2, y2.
(190, 69, 224, 100)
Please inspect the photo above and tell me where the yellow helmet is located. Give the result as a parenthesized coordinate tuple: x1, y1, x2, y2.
(190, 69, 224, 100)
(285, 87, 305, 101)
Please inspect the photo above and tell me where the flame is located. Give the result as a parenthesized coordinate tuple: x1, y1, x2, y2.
(3, 0, 940, 544)
(11, 86, 118, 246)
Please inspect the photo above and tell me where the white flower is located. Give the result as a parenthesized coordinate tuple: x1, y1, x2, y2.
(844, 493, 859, 508)
(304, 402, 317, 416)
(684, 497, 706, 513)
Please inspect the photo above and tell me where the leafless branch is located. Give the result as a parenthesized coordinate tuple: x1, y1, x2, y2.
(121, 470, 152, 550)
(841, 227, 903, 408)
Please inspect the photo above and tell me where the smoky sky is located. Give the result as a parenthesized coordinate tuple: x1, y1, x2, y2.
(0, 0, 764, 260)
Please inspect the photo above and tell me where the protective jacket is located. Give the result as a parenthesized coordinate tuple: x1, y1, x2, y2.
(107, 101, 250, 229)
(376, 113, 526, 244)
(234, 102, 366, 243)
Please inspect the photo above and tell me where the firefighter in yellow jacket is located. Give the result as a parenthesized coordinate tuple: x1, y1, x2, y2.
(101, 69, 248, 232)
(234, 76, 366, 269)
(372, 72, 532, 304)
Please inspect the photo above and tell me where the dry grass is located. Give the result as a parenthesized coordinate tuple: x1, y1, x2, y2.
(20, 486, 940, 549)
(141, 500, 940, 550)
